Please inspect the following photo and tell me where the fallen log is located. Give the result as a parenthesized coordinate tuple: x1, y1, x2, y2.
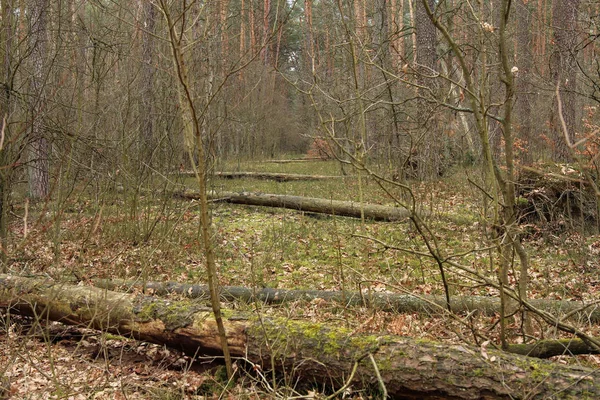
(507, 338, 600, 358)
(179, 190, 411, 222)
(214, 172, 347, 181)
(2, 274, 600, 399)
(260, 158, 326, 163)
(93, 279, 600, 326)
(179, 171, 349, 181)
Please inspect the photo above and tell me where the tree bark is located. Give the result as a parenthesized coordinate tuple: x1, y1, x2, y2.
(416, 0, 441, 178)
(261, 0, 270, 65)
(304, 0, 314, 74)
(178, 190, 412, 221)
(515, 0, 534, 165)
(0, 0, 14, 271)
(416, 0, 437, 74)
(2, 274, 600, 399)
(139, 0, 156, 168)
(507, 338, 600, 358)
(27, 0, 50, 200)
(94, 278, 600, 325)
(550, 0, 581, 161)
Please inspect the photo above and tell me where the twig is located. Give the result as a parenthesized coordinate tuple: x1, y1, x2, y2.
(0, 114, 6, 151)
(325, 360, 359, 400)
(23, 198, 29, 239)
(368, 353, 388, 398)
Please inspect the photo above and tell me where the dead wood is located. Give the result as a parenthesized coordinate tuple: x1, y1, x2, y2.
(507, 338, 600, 358)
(3, 274, 600, 399)
(93, 279, 600, 326)
(178, 190, 411, 221)
(260, 157, 326, 163)
(179, 171, 348, 181)
(517, 165, 598, 231)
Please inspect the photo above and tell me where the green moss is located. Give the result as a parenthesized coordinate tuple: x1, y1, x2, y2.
(220, 308, 237, 319)
(528, 361, 554, 381)
(372, 354, 394, 372)
(103, 333, 128, 341)
(414, 337, 435, 345)
(348, 334, 381, 352)
(248, 316, 390, 367)
(134, 297, 206, 330)
(135, 299, 160, 322)
(213, 365, 229, 383)
(510, 356, 554, 382)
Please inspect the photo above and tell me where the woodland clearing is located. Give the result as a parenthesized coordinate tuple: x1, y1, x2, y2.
(3, 160, 600, 399)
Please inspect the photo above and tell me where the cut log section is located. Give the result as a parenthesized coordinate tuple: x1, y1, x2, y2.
(2, 274, 600, 399)
(178, 190, 411, 222)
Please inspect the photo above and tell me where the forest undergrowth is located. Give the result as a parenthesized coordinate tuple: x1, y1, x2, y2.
(2, 160, 600, 399)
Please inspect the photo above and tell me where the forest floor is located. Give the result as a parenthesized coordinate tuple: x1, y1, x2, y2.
(2, 160, 600, 399)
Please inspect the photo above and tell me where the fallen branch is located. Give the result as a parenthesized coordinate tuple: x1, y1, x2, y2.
(178, 190, 411, 222)
(2, 274, 600, 399)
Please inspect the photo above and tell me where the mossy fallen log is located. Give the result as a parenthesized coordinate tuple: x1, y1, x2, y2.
(2, 274, 600, 399)
(180, 171, 349, 181)
(260, 158, 326, 163)
(178, 190, 411, 222)
(507, 338, 600, 358)
(93, 279, 600, 327)
(215, 172, 347, 181)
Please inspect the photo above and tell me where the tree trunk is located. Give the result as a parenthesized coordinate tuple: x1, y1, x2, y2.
(249, 0, 256, 54)
(304, 0, 314, 74)
(515, 0, 534, 165)
(139, 0, 156, 169)
(550, 0, 581, 161)
(94, 278, 600, 326)
(182, 171, 350, 181)
(416, 0, 437, 73)
(415, 0, 441, 178)
(2, 274, 600, 399)
(260, 157, 326, 163)
(507, 337, 600, 358)
(0, 0, 14, 271)
(27, 0, 49, 200)
(178, 190, 412, 221)
(261, 0, 270, 65)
